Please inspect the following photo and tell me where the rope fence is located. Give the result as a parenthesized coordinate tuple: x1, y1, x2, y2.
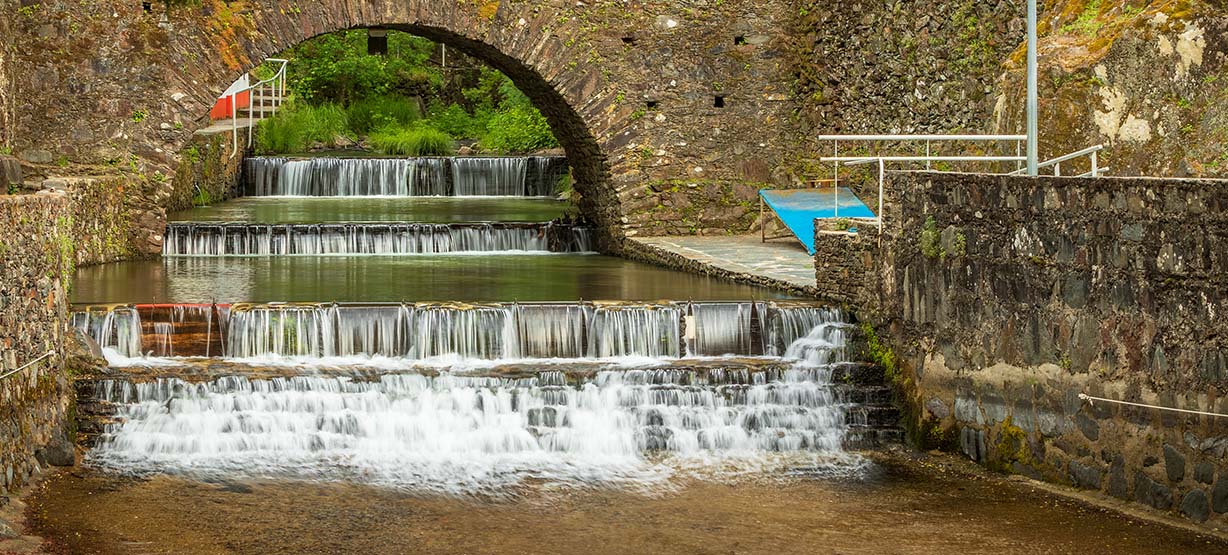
(1078, 393, 1228, 419)
(0, 350, 56, 382)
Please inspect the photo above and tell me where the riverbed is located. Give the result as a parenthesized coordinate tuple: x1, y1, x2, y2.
(26, 453, 1228, 555)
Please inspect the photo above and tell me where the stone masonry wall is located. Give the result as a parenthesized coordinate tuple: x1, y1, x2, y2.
(0, 0, 14, 150)
(0, 193, 77, 498)
(848, 171, 1228, 525)
(168, 133, 246, 215)
(995, 1, 1228, 179)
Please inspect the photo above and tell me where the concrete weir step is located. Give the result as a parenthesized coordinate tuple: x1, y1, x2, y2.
(71, 360, 906, 450)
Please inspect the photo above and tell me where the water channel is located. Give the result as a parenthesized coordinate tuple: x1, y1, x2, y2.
(36, 155, 1227, 553)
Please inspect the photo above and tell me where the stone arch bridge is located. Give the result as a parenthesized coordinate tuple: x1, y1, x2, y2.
(0, 0, 803, 251)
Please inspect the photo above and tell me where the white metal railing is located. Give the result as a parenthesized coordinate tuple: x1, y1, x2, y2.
(231, 58, 289, 158)
(814, 135, 1108, 232)
(1006, 144, 1107, 178)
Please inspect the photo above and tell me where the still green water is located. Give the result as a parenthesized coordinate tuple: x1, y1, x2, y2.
(170, 197, 573, 224)
(72, 255, 792, 304)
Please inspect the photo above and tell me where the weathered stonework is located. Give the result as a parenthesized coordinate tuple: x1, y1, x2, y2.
(845, 170, 1228, 525)
(0, 0, 15, 151)
(995, 2, 1228, 179)
(0, 193, 77, 498)
(168, 133, 246, 214)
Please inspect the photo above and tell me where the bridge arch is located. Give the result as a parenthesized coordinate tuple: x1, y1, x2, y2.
(5, 0, 799, 249)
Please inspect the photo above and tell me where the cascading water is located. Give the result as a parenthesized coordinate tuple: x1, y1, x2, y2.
(74, 302, 840, 362)
(71, 307, 144, 358)
(87, 311, 858, 494)
(163, 222, 595, 255)
(690, 302, 755, 356)
(245, 156, 564, 197)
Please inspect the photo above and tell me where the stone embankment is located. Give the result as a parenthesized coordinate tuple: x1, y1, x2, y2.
(818, 170, 1228, 526)
(0, 188, 77, 516)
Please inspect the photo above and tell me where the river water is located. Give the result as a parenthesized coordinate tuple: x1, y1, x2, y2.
(39, 155, 1221, 553)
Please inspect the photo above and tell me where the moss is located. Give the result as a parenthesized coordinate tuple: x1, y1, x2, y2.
(989, 416, 1033, 472)
(919, 216, 942, 259)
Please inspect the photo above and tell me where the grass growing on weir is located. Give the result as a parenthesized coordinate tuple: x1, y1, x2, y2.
(368, 125, 454, 156)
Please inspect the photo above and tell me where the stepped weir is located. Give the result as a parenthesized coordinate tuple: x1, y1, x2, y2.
(65, 155, 901, 499)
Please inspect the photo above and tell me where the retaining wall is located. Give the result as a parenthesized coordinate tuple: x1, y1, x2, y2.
(820, 171, 1228, 525)
(0, 193, 77, 498)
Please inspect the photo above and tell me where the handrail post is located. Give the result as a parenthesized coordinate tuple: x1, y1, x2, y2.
(1091, 150, 1099, 177)
(832, 140, 839, 189)
(759, 194, 765, 244)
(925, 140, 931, 170)
(1054, 162, 1061, 177)
(230, 94, 238, 158)
(247, 90, 254, 148)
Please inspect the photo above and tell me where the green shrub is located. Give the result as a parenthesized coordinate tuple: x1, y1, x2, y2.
(427, 102, 484, 139)
(255, 100, 352, 154)
(368, 125, 454, 156)
(346, 96, 421, 135)
(481, 105, 558, 153)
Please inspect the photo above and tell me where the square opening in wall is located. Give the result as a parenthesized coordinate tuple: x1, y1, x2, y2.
(734, 36, 747, 45)
(714, 96, 726, 108)
(646, 100, 658, 110)
(142, 1, 152, 12)
(368, 29, 389, 56)
(621, 37, 637, 46)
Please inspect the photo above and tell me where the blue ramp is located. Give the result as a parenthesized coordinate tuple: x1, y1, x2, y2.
(759, 188, 875, 255)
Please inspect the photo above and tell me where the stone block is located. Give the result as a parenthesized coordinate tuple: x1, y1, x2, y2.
(1213, 477, 1228, 514)
(1164, 444, 1186, 483)
(1134, 472, 1173, 510)
(0, 155, 20, 191)
(1194, 462, 1215, 485)
(1181, 489, 1210, 523)
(1069, 460, 1104, 490)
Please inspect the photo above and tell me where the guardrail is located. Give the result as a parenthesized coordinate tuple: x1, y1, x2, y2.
(231, 58, 289, 158)
(816, 135, 1108, 232)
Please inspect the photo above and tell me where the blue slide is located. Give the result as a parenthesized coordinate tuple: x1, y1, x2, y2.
(759, 188, 876, 255)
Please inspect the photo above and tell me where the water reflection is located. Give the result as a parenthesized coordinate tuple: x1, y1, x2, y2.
(72, 255, 794, 304)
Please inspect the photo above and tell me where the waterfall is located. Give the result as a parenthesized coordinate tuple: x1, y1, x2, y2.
(163, 223, 594, 255)
(453, 157, 537, 196)
(87, 314, 854, 494)
(763, 304, 844, 357)
(689, 302, 755, 356)
(514, 304, 588, 358)
(71, 307, 144, 357)
(245, 156, 564, 197)
(587, 305, 682, 358)
(411, 305, 518, 360)
(75, 302, 840, 362)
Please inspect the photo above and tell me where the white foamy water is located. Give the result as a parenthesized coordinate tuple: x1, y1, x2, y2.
(88, 319, 862, 494)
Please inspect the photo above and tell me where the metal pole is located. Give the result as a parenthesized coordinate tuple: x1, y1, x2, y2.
(1091, 150, 1099, 177)
(760, 195, 765, 243)
(878, 158, 885, 233)
(1026, 0, 1039, 176)
(832, 141, 839, 189)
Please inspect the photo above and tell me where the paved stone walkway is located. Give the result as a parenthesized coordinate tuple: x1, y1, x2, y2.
(629, 235, 816, 293)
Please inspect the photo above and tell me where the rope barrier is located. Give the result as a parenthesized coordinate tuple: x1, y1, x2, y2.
(0, 350, 56, 382)
(1078, 393, 1228, 419)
